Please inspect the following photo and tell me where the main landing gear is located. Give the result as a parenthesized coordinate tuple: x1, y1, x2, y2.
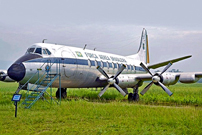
(56, 88, 67, 99)
(128, 81, 143, 101)
(128, 87, 139, 102)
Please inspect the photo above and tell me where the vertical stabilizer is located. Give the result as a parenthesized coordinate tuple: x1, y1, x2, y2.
(137, 28, 150, 64)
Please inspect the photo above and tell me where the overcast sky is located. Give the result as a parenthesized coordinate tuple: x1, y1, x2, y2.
(0, 0, 202, 72)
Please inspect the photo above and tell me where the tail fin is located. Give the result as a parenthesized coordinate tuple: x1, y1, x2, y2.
(137, 28, 150, 64)
(127, 28, 150, 64)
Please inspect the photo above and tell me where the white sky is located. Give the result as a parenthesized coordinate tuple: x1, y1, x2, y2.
(0, 0, 202, 71)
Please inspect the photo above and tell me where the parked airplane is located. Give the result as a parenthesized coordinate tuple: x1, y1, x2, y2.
(1, 29, 202, 101)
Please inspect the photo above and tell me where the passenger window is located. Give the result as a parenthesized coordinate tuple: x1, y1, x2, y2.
(91, 61, 95, 66)
(128, 65, 131, 70)
(126, 65, 128, 71)
(114, 63, 117, 68)
(103, 62, 107, 68)
(35, 48, 42, 54)
(109, 63, 112, 68)
(97, 61, 101, 67)
(131, 65, 134, 70)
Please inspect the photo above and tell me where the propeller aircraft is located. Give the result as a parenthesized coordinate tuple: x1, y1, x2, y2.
(1, 28, 201, 101)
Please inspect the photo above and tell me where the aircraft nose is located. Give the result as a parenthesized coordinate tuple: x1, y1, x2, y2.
(7, 63, 26, 82)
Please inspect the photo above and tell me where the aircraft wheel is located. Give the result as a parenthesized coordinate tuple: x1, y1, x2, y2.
(56, 88, 67, 99)
(128, 93, 139, 102)
(128, 93, 133, 101)
(133, 93, 139, 101)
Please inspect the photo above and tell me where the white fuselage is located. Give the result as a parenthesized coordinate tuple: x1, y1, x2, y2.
(20, 43, 146, 88)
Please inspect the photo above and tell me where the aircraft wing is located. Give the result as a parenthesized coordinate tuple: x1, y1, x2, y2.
(133, 72, 202, 83)
(148, 55, 192, 69)
(134, 72, 202, 85)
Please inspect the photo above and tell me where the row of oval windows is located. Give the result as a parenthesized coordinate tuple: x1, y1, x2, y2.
(87, 59, 139, 71)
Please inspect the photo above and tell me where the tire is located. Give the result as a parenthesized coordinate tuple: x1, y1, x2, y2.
(128, 93, 133, 101)
(133, 93, 139, 101)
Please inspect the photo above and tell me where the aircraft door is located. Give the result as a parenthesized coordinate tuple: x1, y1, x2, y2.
(61, 48, 77, 78)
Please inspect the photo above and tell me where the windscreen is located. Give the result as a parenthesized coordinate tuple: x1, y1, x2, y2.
(27, 48, 35, 53)
(35, 48, 42, 54)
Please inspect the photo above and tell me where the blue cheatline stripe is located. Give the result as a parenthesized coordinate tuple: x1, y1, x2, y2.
(27, 57, 88, 65)
(26, 57, 145, 72)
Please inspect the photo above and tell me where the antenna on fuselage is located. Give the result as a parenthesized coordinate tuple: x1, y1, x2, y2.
(94, 48, 96, 51)
(83, 44, 87, 50)
(42, 39, 47, 43)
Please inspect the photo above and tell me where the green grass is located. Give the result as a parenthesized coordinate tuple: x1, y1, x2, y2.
(0, 82, 202, 134)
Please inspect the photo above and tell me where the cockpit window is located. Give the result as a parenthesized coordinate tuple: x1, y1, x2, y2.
(45, 49, 51, 55)
(35, 48, 42, 55)
(26, 47, 51, 56)
(43, 49, 48, 55)
(42, 48, 51, 55)
(27, 48, 35, 53)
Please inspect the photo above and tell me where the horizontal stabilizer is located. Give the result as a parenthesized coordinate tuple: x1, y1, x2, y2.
(148, 55, 192, 69)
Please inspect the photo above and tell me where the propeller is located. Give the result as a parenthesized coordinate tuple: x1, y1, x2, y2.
(97, 64, 127, 97)
(140, 62, 173, 96)
(0, 71, 7, 81)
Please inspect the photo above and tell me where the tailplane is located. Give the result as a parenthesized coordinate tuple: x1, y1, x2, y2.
(127, 28, 150, 64)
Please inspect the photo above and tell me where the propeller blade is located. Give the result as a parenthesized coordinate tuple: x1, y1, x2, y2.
(113, 64, 126, 79)
(0, 72, 7, 77)
(140, 62, 153, 76)
(98, 84, 110, 97)
(158, 81, 173, 96)
(0, 74, 7, 77)
(113, 83, 127, 97)
(160, 62, 172, 75)
(140, 82, 154, 96)
(97, 66, 109, 79)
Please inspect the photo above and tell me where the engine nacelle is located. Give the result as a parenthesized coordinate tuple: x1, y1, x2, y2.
(117, 75, 139, 88)
(179, 74, 199, 83)
(161, 73, 179, 86)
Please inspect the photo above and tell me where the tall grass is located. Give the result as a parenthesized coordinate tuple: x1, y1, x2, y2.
(65, 83, 202, 106)
(0, 82, 202, 106)
(0, 100, 202, 134)
(0, 82, 202, 134)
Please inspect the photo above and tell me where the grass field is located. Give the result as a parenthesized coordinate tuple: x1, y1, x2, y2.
(0, 82, 202, 134)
